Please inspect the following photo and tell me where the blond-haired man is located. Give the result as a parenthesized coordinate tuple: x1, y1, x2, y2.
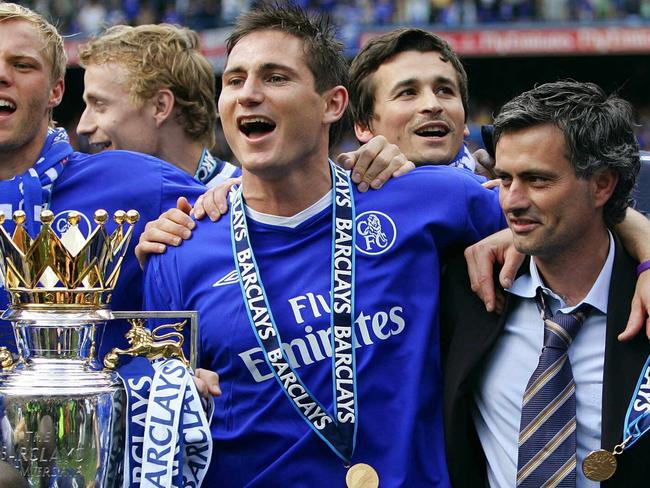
(0, 4, 217, 391)
(77, 23, 240, 187)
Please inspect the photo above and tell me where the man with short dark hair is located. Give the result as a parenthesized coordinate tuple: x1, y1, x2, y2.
(442, 81, 650, 487)
(143, 5, 505, 486)
(346, 28, 650, 335)
(349, 28, 475, 171)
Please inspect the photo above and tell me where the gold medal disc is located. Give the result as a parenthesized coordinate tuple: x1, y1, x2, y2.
(346, 463, 379, 488)
(583, 449, 617, 482)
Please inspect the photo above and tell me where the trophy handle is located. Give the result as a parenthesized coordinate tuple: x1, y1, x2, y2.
(0, 347, 14, 369)
(103, 318, 190, 370)
(0, 310, 14, 369)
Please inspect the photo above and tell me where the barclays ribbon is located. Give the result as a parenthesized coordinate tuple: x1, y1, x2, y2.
(624, 355, 650, 448)
(119, 357, 212, 488)
(230, 160, 358, 463)
(140, 360, 189, 488)
(179, 378, 213, 488)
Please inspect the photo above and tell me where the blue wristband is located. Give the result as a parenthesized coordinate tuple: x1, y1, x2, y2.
(637, 260, 650, 277)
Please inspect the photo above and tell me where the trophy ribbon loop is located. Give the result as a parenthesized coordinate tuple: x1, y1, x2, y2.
(120, 358, 212, 488)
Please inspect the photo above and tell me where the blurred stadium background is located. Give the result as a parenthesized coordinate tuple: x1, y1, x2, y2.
(27, 0, 650, 162)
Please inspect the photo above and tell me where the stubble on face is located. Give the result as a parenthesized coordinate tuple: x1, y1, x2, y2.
(496, 124, 602, 265)
(361, 50, 467, 166)
(0, 20, 60, 172)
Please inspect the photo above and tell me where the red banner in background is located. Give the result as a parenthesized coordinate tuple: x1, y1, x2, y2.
(64, 25, 650, 68)
(64, 26, 232, 68)
(361, 26, 650, 56)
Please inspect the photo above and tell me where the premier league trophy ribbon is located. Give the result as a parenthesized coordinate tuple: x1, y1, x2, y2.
(0, 209, 212, 487)
(583, 355, 650, 482)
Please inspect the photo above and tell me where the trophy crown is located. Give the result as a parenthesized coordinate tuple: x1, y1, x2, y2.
(0, 209, 140, 309)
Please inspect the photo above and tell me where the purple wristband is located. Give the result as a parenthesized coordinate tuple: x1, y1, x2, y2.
(637, 260, 650, 277)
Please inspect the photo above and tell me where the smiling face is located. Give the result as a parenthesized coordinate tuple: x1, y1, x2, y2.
(354, 50, 468, 166)
(495, 123, 612, 262)
(218, 29, 343, 178)
(0, 19, 63, 171)
(78, 62, 160, 154)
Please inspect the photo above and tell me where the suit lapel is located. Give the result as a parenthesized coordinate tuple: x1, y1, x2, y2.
(454, 264, 527, 392)
(601, 238, 648, 448)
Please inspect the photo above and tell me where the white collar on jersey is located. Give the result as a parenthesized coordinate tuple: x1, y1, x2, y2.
(245, 190, 332, 229)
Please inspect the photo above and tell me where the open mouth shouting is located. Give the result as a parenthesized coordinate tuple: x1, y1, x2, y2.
(0, 98, 17, 117)
(414, 121, 451, 139)
(237, 116, 276, 140)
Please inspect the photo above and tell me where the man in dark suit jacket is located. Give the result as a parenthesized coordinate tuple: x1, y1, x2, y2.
(441, 81, 650, 487)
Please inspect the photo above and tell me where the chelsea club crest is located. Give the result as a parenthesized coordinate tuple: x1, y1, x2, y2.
(355, 211, 397, 255)
(53, 210, 92, 236)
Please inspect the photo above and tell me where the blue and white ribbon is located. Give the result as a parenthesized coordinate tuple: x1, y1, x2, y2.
(119, 357, 212, 488)
(624, 355, 650, 448)
(448, 144, 476, 172)
(230, 160, 358, 464)
(194, 148, 225, 185)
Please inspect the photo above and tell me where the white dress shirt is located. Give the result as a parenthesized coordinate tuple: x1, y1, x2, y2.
(472, 232, 615, 487)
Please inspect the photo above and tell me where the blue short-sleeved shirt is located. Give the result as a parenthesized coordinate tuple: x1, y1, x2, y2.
(144, 165, 506, 487)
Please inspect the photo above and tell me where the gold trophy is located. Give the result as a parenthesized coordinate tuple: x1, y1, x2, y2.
(0, 209, 192, 487)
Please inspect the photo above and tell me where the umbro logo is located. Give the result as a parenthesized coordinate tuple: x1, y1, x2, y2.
(212, 270, 239, 287)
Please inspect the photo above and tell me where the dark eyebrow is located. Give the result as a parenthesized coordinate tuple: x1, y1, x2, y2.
(223, 62, 300, 79)
(519, 169, 557, 179)
(495, 167, 558, 179)
(390, 78, 418, 94)
(434, 75, 456, 86)
(389, 74, 458, 94)
(260, 62, 300, 77)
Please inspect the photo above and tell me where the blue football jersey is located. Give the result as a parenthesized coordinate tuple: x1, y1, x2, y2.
(144, 165, 506, 487)
(0, 149, 206, 358)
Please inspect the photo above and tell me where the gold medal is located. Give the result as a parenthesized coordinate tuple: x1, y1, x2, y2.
(346, 463, 379, 488)
(582, 449, 617, 482)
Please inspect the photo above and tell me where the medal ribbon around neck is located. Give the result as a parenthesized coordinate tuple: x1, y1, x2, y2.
(623, 354, 650, 448)
(230, 160, 358, 463)
(584, 353, 650, 482)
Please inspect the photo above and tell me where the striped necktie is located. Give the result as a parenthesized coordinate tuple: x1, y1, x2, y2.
(516, 292, 590, 487)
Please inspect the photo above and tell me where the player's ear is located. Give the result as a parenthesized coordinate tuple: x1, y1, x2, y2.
(354, 121, 375, 144)
(591, 168, 618, 209)
(322, 85, 348, 126)
(152, 88, 176, 126)
(47, 78, 64, 109)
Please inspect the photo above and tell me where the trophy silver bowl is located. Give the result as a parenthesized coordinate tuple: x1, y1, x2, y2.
(0, 308, 124, 487)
